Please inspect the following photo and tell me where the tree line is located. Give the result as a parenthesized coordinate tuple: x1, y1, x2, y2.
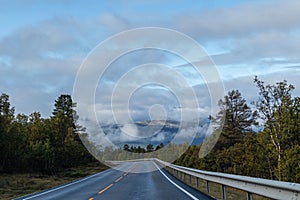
(175, 77, 300, 183)
(98, 142, 190, 163)
(122, 143, 164, 153)
(0, 94, 96, 174)
(1, 76, 299, 183)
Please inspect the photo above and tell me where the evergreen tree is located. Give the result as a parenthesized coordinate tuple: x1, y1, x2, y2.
(146, 144, 153, 152)
(0, 94, 15, 171)
(214, 90, 257, 150)
(123, 144, 130, 151)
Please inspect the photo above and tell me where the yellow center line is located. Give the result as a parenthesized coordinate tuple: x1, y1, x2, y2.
(114, 176, 123, 183)
(98, 183, 113, 194)
(125, 163, 137, 175)
(123, 163, 138, 177)
(131, 163, 138, 171)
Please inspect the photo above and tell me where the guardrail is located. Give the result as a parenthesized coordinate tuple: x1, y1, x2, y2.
(154, 158, 300, 200)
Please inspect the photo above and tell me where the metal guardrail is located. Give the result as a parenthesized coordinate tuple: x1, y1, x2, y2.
(154, 158, 300, 200)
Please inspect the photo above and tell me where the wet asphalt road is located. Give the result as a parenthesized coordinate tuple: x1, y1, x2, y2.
(15, 161, 214, 200)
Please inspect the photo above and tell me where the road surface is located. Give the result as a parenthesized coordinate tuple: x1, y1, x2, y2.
(16, 161, 214, 200)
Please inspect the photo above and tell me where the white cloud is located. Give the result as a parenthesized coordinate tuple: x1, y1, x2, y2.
(1, 0, 300, 123)
(176, 0, 300, 39)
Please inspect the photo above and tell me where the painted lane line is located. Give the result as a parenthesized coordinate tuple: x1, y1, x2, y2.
(126, 162, 137, 174)
(20, 170, 107, 200)
(88, 198, 94, 200)
(153, 162, 199, 200)
(130, 164, 137, 171)
(98, 183, 113, 194)
(114, 176, 123, 183)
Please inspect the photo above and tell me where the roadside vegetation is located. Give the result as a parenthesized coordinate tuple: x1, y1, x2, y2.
(0, 94, 107, 199)
(0, 94, 97, 174)
(87, 76, 300, 184)
(0, 162, 107, 200)
(0, 76, 299, 199)
(176, 77, 300, 183)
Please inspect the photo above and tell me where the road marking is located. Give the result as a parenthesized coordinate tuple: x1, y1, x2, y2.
(88, 198, 94, 200)
(124, 172, 129, 176)
(20, 170, 107, 200)
(114, 176, 123, 183)
(98, 183, 113, 194)
(153, 162, 199, 200)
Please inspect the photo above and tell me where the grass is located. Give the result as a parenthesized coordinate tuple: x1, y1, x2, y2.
(0, 162, 108, 200)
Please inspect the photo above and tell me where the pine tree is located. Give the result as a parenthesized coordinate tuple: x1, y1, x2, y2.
(0, 94, 15, 171)
(214, 90, 257, 150)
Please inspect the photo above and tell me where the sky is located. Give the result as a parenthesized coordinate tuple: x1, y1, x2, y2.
(1, 0, 300, 125)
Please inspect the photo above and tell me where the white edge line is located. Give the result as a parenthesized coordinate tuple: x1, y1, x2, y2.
(153, 162, 199, 200)
(19, 170, 107, 200)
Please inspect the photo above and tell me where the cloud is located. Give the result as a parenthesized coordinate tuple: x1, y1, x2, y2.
(233, 31, 300, 60)
(170, 0, 300, 79)
(1, 0, 300, 123)
(175, 0, 300, 39)
(0, 16, 98, 116)
(97, 13, 132, 32)
(221, 69, 300, 103)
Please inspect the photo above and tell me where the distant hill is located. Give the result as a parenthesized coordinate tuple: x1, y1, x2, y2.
(100, 119, 210, 148)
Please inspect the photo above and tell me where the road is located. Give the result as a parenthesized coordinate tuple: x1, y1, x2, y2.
(16, 161, 214, 200)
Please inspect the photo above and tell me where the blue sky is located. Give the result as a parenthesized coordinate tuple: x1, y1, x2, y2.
(1, 0, 300, 122)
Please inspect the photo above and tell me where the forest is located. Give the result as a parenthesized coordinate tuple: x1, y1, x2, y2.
(176, 76, 300, 183)
(0, 94, 96, 174)
(105, 76, 300, 183)
(0, 77, 299, 184)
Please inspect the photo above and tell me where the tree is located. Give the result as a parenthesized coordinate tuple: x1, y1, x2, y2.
(282, 145, 300, 182)
(0, 93, 98, 173)
(123, 144, 130, 151)
(155, 143, 164, 151)
(146, 144, 153, 152)
(27, 112, 53, 172)
(214, 90, 257, 150)
(50, 94, 84, 169)
(52, 94, 76, 127)
(0, 93, 14, 120)
(0, 93, 15, 171)
(254, 76, 297, 180)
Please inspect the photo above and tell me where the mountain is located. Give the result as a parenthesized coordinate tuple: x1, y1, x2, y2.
(100, 119, 210, 148)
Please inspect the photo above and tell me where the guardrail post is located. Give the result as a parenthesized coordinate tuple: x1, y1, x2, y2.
(247, 192, 253, 200)
(206, 181, 210, 193)
(196, 177, 199, 188)
(221, 185, 226, 200)
(190, 175, 192, 184)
